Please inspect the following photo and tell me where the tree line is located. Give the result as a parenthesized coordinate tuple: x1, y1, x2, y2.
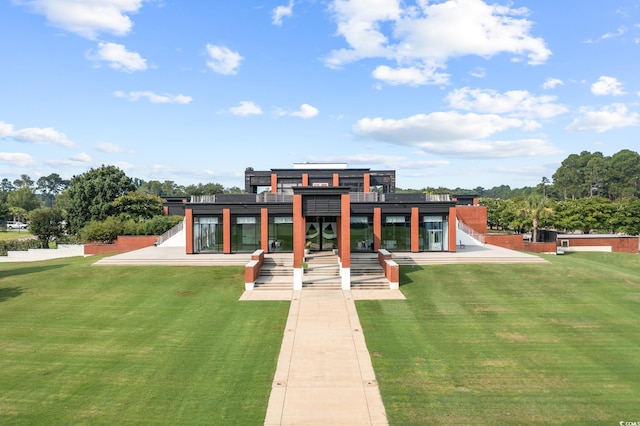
(2, 148, 639, 246)
(0, 166, 242, 248)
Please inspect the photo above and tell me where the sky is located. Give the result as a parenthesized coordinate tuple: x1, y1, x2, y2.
(1, 0, 640, 191)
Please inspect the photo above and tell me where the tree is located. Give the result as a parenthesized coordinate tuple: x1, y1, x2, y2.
(36, 173, 68, 207)
(28, 208, 65, 247)
(609, 197, 640, 235)
(7, 186, 41, 213)
(553, 197, 615, 233)
(13, 174, 34, 189)
(605, 149, 640, 200)
(111, 192, 163, 221)
(518, 194, 554, 242)
(66, 165, 135, 235)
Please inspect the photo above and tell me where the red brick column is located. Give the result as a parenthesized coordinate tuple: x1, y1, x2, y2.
(185, 208, 194, 254)
(411, 207, 419, 253)
(448, 207, 457, 253)
(293, 194, 304, 268)
(373, 208, 381, 251)
(223, 208, 231, 254)
(271, 174, 278, 193)
(333, 173, 339, 187)
(340, 193, 351, 268)
(363, 173, 370, 192)
(261, 208, 269, 252)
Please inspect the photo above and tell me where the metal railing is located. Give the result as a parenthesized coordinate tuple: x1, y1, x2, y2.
(155, 220, 184, 246)
(457, 219, 485, 244)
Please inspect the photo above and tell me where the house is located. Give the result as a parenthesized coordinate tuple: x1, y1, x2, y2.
(163, 163, 486, 288)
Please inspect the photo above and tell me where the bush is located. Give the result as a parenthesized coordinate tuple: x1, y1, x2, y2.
(80, 215, 183, 243)
(0, 239, 43, 256)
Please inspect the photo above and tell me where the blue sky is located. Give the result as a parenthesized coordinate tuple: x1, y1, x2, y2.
(1, 0, 640, 191)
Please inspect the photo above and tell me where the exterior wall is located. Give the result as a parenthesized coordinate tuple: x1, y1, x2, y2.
(485, 234, 524, 251)
(456, 205, 488, 234)
(523, 242, 557, 254)
(84, 235, 157, 255)
(558, 236, 639, 254)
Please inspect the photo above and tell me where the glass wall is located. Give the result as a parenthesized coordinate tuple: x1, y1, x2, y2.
(193, 217, 222, 253)
(231, 216, 261, 253)
(350, 216, 373, 252)
(268, 216, 293, 252)
(381, 215, 410, 251)
(420, 215, 448, 251)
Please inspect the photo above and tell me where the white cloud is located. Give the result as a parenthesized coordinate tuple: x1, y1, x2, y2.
(46, 152, 92, 167)
(447, 87, 568, 119)
(566, 103, 639, 133)
(290, 104, 319, 119)
(543, 78, 563, 89)
(0, 120, 75, 147)
(16, 0, 145, 39)
(227, 101, 263, 116)
(591, 76, 625, 96)
(87, 42, 147, 72)
(305, 154, 449, 170)
(0, 152, 36, 167)
(325, 0, 551, 86)
(96, 142, 126, 153)
(353, 111, 559, 158)
(272, 0, 294, 26)
(205, 44, 243, 75)
(114, 90, 193, 104)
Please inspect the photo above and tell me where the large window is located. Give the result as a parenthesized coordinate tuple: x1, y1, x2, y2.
(268, 216, 293, 252)
(381, 215, 410, 251)
(420, 215, 448, 252)
(193, 217, 222, 253)
(231, 216, 261, 253)
(350, 216, 373, 252)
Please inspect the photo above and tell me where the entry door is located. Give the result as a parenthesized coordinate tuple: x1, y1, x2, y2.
(306, 217, 337, 251)
(428, 229, 443, 251)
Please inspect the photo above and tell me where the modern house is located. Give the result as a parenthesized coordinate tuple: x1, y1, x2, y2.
(163, 163, 486, 289)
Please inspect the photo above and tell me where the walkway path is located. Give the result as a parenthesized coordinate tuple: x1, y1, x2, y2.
(262, 290, 391, 426)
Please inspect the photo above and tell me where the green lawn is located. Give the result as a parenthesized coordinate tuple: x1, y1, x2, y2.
(2, 252, 640, 425)
(0, 256, 290, 425)
(357, 252, 640, 424)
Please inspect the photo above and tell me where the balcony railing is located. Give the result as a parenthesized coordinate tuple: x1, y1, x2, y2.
(189, 192, 451, 204)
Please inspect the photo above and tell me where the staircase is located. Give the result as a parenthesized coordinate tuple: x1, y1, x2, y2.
(252, 252, 391, 291)
(350, 253, 390, 290)
(253, 254, 294, 290)
(303, 252, 342, 290)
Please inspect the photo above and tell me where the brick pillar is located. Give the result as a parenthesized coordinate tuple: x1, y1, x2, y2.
(271, 173, 278, 193)
(185, 208, 193, 254)
(261, 208, 269, 252)
(363, 173, 370, 192)
(373, 208, 381, 251)
(449, 207, 457, 253)
(293, 194, 304, 268)
(333, 173, 340, 187)
(302, 173, 309, 187)
(340, 193, 351, 290)
(411, 207, 419, 253)
(223, 208, 231, 254)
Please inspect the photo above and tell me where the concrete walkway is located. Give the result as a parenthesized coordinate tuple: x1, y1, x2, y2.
(263, 290, 389, 426)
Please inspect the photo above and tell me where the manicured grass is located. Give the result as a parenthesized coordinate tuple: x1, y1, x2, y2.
(357, 252, 640, 424)
(0, 256, 290, 425)
(0, 230, 32, 241)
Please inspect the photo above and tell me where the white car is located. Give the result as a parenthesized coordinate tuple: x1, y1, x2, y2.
(7, 221, 28, 230)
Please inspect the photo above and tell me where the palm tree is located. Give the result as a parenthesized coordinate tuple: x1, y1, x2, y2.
(519, 193, 554, 243)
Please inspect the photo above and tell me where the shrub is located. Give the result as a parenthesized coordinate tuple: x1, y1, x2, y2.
(0, 239, 43, 256)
